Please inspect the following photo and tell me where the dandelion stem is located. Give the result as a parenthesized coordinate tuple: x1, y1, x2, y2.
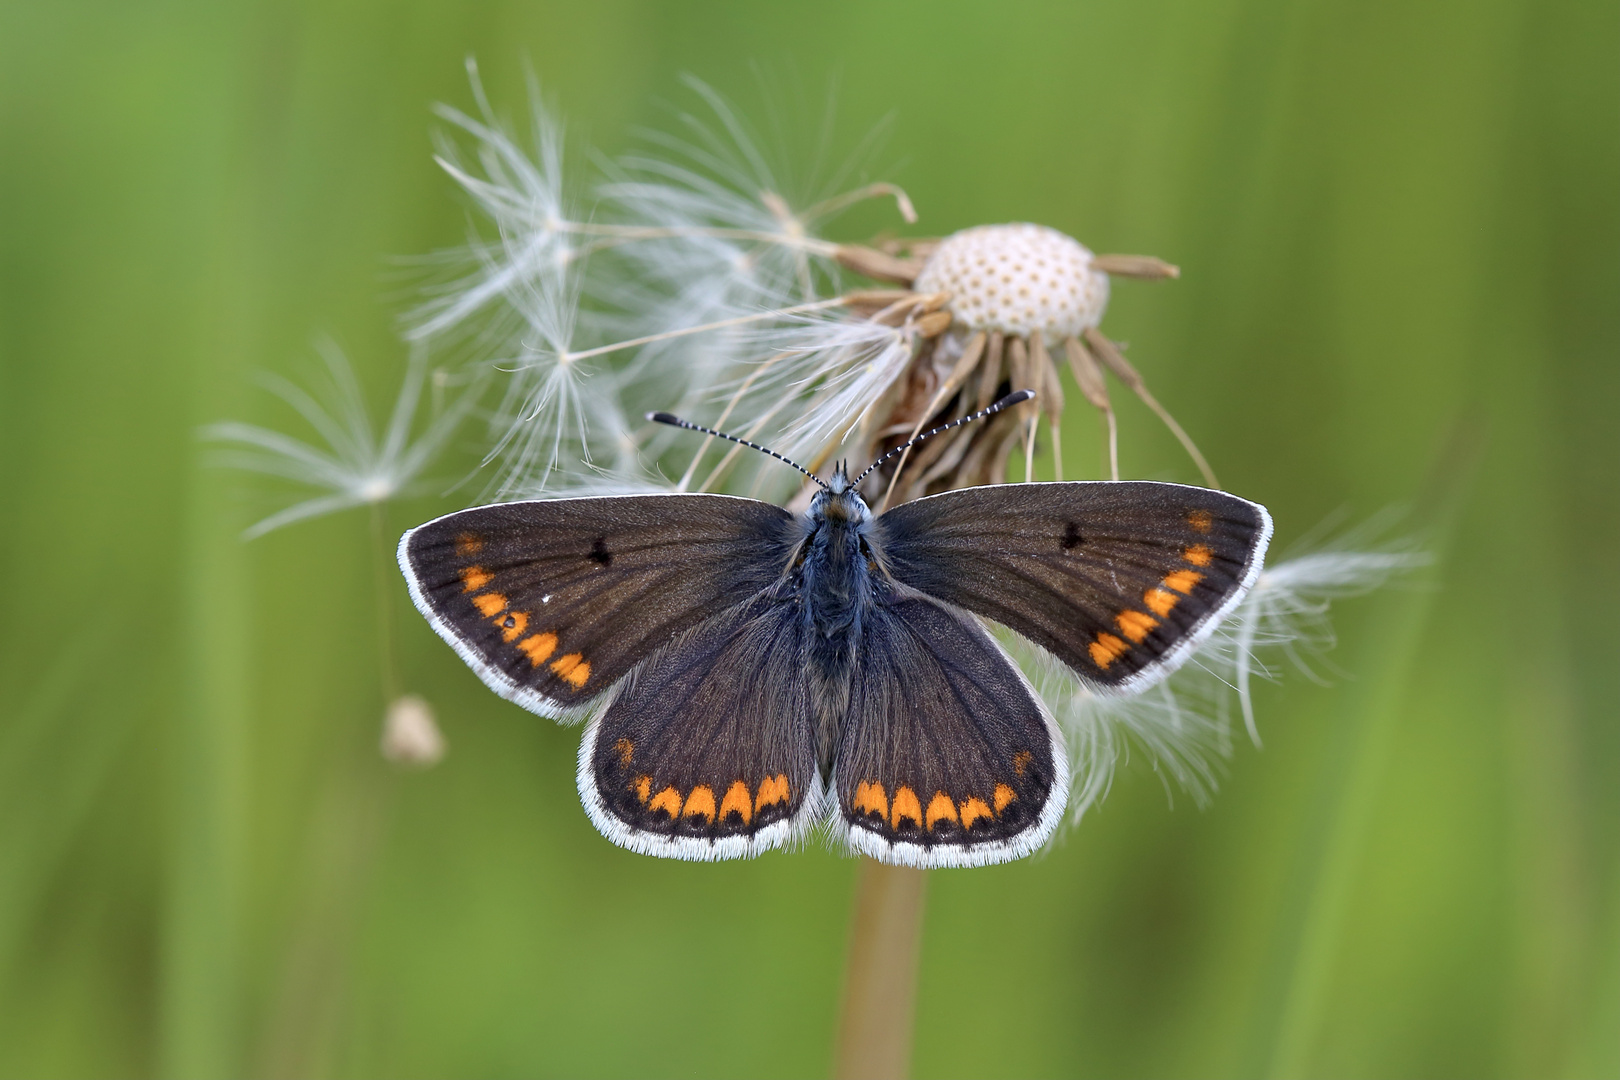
(833, 861, 928, 1080)
(368, 502, 399, 701)
(558, 297, 851, 364)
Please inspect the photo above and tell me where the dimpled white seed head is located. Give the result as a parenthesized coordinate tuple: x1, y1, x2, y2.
(915, 223, 1110, 340)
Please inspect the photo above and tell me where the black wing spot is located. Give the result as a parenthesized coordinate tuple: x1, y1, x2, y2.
(1061, 522, 1084, 550)
(590, 537, 613, 567)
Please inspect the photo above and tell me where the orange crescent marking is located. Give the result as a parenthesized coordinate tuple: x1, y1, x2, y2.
(925, 792, 959, 830)
(550, 653, 591, 688)
(1088, 632, 1128, 669)
(720, 781, 753, 825)
(960, 797, 993, 829)
(460, 567, 491, 592)
(891, 787, 923, 829)
(1163, 569, 1204, 594)
(1188, 509, 1214, 533)
(756, 774, 790, 813)
(1184, 544, 1214, 567)
(613, 738, 634, 765)
(1116, 609, 1159, 643)
(994, 784, 1017, 813)
(499, 610, 530, 642)
(1144, 588, 1179, 618)
(853, 781, 888, 821)
(516, 632, 557, 666)
(682, 785, 716, 824)
(473, 593, 508, 617)
(649, 786, 682, 817)
(633, 775, 652, 803)
(454, 533, 483, 557)
(1012, 751, 1033, 777)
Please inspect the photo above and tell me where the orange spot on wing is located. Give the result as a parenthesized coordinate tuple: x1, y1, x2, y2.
(517, 632, 557, 666)
(853, 781, 889, 821)
(1145, 588, 1179, 618)
(649, 786, 682, 817)
(720, 781, 753, 825)
(682, 785, 716, 824)
(634, 775, 651, 803)
(1013, 751, 1033, 777)
(926, 792, 959, 830)
(460, 567, 491, 592)
(473, 593, 507, 617)
(499, 610, 529, 642)
(1088, 632, 1128, 669)
(1184, 544, 1214, 567)
(613, 738, 634, 765)
(994, 784, 1017, 813)
(960, 797, 993, 829)
(1163, 569, 1204, 594)
(550, 653, 591, 688)
(1116, 609, 1159, 643)
(891, 787, 923, 829)
(455, 533, 483, 557)
(756, 774, 791, 813)
(1188, 509, 1214, 533)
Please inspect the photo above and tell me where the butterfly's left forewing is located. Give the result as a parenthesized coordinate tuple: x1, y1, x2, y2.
(834, 586, 1068, 868)
(399, 494, 798, 718)
(877, 481, 1271, 693)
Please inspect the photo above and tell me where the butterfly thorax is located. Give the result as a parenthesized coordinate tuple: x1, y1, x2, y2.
(799, 468, 877, 640)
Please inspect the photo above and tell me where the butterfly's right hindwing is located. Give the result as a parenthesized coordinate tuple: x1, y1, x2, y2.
(399, 495, 798, 717)
(834, 586, 1068, 868)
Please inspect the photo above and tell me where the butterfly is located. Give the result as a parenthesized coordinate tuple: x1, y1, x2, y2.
(397, 392, 1272, 868)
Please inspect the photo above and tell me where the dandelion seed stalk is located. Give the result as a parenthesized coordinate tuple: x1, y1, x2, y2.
(834, 863, 928, 1080)
(369, 502, 400, 702)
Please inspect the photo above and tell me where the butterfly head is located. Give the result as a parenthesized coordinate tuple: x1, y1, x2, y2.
(810, 461, 871, 524)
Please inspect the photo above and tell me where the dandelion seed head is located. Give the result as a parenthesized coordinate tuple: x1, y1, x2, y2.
(205, 342, 477, 538)
(358, 477, 395, 502)
(917, 223, 1110, 340)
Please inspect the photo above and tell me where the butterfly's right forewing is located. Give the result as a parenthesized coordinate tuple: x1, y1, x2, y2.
(400, 494, 798, 717)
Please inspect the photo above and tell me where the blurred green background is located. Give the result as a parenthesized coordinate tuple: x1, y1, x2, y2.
(2, 0, 1616, 1077)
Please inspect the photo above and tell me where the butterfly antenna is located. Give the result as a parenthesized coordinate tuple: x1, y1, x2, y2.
(647, 412, 829, 489)
(854, 389, 1036, 489)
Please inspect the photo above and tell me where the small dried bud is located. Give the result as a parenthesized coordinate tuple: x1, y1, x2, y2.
(835, 244, 923, 285)
(381, 694, 446, 767)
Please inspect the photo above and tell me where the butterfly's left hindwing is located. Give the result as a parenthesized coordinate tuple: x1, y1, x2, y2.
(399, 495, 798, 717)
(834, 586, 1068, 868)
(580, 586, 821, 859)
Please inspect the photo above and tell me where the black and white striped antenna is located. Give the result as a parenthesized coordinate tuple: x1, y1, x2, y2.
(646, 411, 828, 489)
(853, 389, 1034, 487)
(649, 388, 1034, 496)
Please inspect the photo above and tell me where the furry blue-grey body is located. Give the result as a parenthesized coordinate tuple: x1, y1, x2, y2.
(787, 466, 883, 772)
